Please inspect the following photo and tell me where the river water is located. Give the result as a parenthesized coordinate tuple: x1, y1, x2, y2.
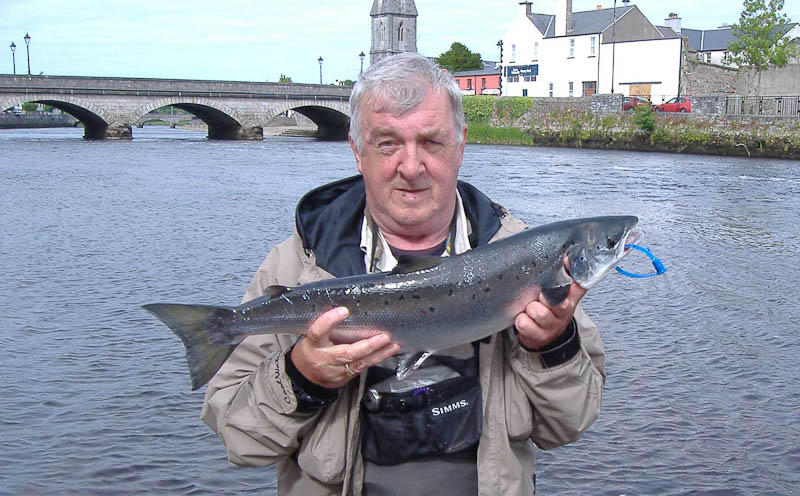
(1, 127, 798, 495)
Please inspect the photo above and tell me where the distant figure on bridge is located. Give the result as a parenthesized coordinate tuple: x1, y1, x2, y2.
(200, 52, 606, 496)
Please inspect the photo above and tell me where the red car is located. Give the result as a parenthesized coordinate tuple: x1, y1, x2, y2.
(623, 96, 651, 111)
(655, 97, 691, 113)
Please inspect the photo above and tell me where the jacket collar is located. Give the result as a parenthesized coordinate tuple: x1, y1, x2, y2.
(295, 174, 504, 277)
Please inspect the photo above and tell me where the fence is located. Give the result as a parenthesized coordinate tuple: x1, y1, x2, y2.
(725, 96, 800, 117)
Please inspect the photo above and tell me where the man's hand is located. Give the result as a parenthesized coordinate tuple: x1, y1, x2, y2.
(291, 307, 401, 389)
(515, 278, 587, 351)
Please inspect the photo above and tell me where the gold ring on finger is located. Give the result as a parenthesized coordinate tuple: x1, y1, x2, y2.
(344, 363, 356, 376)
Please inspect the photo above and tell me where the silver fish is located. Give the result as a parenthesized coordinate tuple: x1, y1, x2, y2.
(144, 215, 641, 390)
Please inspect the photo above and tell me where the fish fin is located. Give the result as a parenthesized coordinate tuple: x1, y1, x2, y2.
(391, 256, 444, 274)
(265, 285, 292, 298)
(395, 351, 433, 380)
(142, 303, 236, 391)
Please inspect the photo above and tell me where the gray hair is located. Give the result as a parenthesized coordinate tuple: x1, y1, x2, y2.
(349, 52, 465, 153)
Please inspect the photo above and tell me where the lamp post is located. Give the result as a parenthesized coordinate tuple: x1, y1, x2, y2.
(610, 0, 630, 94)
(359, 51, 365, 76)
(10, 42, 16, 75)
(496, 39, 503, 97)
(24, 32, 31, 75)
(318, 56, 323, 84)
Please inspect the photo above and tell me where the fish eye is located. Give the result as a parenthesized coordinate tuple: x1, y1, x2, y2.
(606, 237, 618, 249)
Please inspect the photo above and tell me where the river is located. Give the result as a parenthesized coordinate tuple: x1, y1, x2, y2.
(1, 127, 798, 495)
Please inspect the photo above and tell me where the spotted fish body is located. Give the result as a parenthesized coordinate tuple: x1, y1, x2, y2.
(144, 215, 640, 390)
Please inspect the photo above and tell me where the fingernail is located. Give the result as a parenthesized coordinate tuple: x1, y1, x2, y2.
(338, 307, 349, 317)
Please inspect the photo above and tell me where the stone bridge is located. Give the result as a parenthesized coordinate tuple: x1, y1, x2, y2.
(0, 75, 352, 140)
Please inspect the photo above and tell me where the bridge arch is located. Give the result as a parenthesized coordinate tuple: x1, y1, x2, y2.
(130, 97, 256, 139)
(1, 94, 114, 139)
(266, 101, 351, 140)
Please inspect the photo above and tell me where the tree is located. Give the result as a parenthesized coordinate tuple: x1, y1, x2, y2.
(437, 42, 483, 73)
(728, 0, 799, 71)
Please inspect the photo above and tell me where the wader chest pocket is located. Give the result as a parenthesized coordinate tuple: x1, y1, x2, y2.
(361, 374, 482, 465)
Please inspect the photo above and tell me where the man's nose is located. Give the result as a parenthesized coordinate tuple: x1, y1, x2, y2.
(397, 143, 424, 178)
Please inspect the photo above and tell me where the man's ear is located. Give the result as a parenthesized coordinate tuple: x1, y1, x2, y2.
(349, 135, 364, 173)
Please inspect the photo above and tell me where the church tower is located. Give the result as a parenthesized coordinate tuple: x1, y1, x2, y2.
(370, 0, 418, 64)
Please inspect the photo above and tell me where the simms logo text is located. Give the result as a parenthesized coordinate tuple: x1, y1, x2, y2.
(431, 399, 469, 416)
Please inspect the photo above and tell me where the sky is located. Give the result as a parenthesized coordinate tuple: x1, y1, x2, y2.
(2, 0, 799, 84)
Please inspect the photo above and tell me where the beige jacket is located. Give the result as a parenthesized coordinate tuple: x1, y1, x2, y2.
(201, 204, 606, 496)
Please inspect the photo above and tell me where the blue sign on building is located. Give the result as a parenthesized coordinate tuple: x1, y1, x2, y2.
(505, 65, 539, 78)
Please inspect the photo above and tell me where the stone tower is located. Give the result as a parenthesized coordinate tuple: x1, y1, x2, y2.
(370, 0, 418, 64)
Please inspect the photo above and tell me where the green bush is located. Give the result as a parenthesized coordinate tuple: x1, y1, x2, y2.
(631, 103, 655, 134)
(462, 95, 495, 123)
(495, 97, 533, 121)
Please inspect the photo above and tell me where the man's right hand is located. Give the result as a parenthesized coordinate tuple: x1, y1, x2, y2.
(290, 307, 401, 389)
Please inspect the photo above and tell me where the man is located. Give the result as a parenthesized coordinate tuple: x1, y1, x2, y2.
(201, 52, 605, 495)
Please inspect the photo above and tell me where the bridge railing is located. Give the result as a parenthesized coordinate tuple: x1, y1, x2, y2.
(725, 96, 800, 116)
(0, 85, 350, 102)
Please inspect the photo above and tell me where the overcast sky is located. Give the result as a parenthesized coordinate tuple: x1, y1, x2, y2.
(2, 1, 798, 84)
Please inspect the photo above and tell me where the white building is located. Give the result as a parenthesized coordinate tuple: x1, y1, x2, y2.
(500, 1, 683, 102)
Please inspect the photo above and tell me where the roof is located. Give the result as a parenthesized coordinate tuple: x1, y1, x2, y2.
(370, 0, 417, 16)
(656, 26, 680, 39)
(529, 6, 635, 37)
(682, 28, 735, 51)
(682, 23, 798, 52)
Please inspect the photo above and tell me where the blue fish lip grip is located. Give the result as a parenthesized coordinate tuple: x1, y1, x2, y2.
(615, 244, 667, 278)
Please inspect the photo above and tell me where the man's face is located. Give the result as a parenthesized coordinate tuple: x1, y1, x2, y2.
(350, 89, 467, 245)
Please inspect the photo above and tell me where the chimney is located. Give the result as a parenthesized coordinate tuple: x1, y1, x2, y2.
(665, 12, 681, 35)
(596, 4, 602, 9)
(519, 1, 532, 17)
(556, 0, 573, 37)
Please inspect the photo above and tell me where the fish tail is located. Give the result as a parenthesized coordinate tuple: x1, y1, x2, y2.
(142, 303, 235, 391)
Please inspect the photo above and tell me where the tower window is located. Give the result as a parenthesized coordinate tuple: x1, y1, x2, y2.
(398, 22, 404, 42)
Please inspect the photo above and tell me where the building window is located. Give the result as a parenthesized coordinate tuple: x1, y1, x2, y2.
(569, 38, 575, 58)
(549, 83, 553, 97)
(481, 77, 486, 89)
(508, 76, 520, 82)
(511, 44, 516, 62)
(704, 52, 712, 63)
(569, 82, 574, 97)
(398, 22, 404, 42)
(533, 41, 539, 60)
(524, 76, 536, 82)
(467, 79, 472, 90)
(590, 37, 596, 56)
(522, 89, 528, 96)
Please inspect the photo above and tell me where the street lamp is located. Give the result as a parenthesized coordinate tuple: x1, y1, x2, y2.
(10, 42, 16, 75)
(24, 32, 31, 75)
(496, 39, 503, 97)
(318, 56, 323, 84)
(359, 51, 365, 76)
(610, 0, 630, 94)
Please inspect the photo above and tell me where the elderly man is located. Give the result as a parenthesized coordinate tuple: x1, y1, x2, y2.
(201, 52, 605, 496)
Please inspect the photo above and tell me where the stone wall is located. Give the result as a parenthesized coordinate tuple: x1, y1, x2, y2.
(736, 64, 800, 96)
(0, 112, 78, 129)
(681, 59, 738, 96)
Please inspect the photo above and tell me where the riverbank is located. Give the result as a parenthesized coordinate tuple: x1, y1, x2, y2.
(464, 97, 800, 160)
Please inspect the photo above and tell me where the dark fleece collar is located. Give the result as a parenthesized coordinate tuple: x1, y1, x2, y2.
(295, 175, 505, 278)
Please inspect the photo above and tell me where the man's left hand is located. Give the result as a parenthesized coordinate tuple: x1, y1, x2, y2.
(515, 280, 586, 350)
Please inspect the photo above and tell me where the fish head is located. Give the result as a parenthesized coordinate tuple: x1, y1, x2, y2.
(566, 216, 641, 289)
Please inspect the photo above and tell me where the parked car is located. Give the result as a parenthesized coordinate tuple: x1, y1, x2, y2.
(623, 96, 651, 111)
(655, 97, 692, 113)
